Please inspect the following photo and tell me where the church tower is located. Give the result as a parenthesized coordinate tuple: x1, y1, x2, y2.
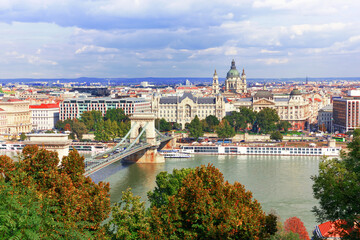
(212, 69, 219, 94)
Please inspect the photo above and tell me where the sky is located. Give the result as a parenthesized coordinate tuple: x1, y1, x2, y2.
(1, 0, 360, 79)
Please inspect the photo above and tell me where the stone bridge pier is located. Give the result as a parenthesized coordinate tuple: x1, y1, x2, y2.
(126, 113, 164, 163)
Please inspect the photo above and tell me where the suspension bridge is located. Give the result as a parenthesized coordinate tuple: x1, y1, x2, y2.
(84, 113, 177, 177)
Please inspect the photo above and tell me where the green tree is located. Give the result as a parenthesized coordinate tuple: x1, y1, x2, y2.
(105, 188, 150, 240)
(118, 121, 131, 138)
(311, 129, 360, 239)
(149, 164, 272, 239)
(225, 111, 247, 132)
(147, 168, 193, 208)
(159, 118, 171, 132)
(187, 115, 204, 140)
(277, 121, 292, 133)
(216, 119, 236, 139)
(256, 108, 280, 133)
(94, 119, 110, 142)
(72, 120, 88, 140)
(172, 122, 181, 130)
(205, 115, 220, 132)
(19, 132, 27, 141)
(105, 108, 129, 124)
(80, 110, 103, 131)
(240, 107, 258, 129)
(270, 131, 283, 141)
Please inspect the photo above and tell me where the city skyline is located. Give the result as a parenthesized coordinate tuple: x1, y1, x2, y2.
(1, 0, 360, 79)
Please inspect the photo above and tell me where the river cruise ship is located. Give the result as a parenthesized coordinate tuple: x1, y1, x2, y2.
(159, 150, 192, 158)
(70, 143, 106, 153)
(180, 145, 340, 157)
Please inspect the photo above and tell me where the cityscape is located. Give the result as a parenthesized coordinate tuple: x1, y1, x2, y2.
(0, 1, 359, 240)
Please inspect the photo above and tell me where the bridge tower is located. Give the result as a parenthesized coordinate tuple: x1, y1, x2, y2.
(129, 113, 157, 145)
(127, 113, 165, 163)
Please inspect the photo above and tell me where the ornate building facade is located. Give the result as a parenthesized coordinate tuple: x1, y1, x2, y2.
(152, 92, 227, 128)
(0, 98, 32, 136)
(225, 59, 247, 93)
(233, 89, 311, 130)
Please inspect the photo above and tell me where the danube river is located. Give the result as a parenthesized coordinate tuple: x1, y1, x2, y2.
(103, 154, 321, 234)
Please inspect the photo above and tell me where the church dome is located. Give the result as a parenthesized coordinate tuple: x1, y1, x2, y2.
(226, 59, 240, 78)
(290, 89, 302, 96)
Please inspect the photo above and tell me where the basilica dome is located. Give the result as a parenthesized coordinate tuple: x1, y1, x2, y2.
(226, 59, 240, 78)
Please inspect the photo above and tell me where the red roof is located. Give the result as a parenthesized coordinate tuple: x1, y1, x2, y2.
(6, 98, 21, 102)
(315, 220, 351, 238)
(314, 98, 322, 102)
(0, 108, 4, 111)
(177, 87, 198, 90)
(29, 103, 59, 109)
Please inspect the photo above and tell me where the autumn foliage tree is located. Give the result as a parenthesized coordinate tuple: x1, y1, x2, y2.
(284, 217, 310, 240)
(0, 146, 110, 239)
(108, 165, 277, 239)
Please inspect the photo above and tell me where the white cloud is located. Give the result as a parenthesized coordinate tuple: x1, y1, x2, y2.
(75, 45, 119, 54)
(290, 23, 349, 36)
(257, 58, 289, 65)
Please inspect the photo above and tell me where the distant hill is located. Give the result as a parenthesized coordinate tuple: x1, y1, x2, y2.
(0, 77, 360, 86)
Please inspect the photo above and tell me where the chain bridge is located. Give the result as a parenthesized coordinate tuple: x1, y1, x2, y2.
(84, 113, 177, 177)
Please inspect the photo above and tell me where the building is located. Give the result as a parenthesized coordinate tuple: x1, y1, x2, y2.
(152, 92, 227, 128)
(333, 97, 360, 133)
(70, 87, 110, 97)
(0, 108, 7, 134)
(59, 97, 151, 120)
(317, 105, 333, 132)
(212, 70, 220, 94)
(0, 98, 32, 136)
(225, 59, 247, 93)
(233, 89, 311, 130)
(30, 103, 60, 130)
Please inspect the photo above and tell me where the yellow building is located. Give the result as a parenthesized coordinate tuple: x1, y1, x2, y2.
(233, 89, 311, 130)
(0, 98, 32, 136)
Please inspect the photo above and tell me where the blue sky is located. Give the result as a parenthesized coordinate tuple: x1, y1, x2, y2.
(0, 0, 360, 78)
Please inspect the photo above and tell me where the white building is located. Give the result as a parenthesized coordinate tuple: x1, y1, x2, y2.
(59, 97, 151, 120)
(30, 103, 60, 130)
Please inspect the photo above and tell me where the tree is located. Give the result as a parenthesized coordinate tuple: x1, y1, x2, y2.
(284, 217, 310, 240)
(105, 188, 150, 240)
(311, 129, 360, 239)
(216, 119, 236, 139)
(149, 164, 273, 239)
(94, 119, 110, 142)
(277, 121, 292, 132)
(172, 122, 181, 130)
(105, 108, 129, 125)
(256, 108, 280, 133)
(187, 115, 203, 140)
(72, 120, 88, 140)
(159, 118, 171, 132)
(0, 146, 111, 239)
(205, 115, 220, 132)
(225, 111, 247, 132)
(270, 131, 283, 141)
(118, 121, 131, 138)
(239, 107, 257, 128)
(64, 123, 71, 131)
(147, 168, 193, 208)
(20, 132, 27, 141)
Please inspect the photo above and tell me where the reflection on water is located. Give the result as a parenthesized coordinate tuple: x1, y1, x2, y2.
(104, 154, 321, 234)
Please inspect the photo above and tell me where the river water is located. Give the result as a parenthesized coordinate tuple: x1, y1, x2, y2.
(104, 154, 321, 234)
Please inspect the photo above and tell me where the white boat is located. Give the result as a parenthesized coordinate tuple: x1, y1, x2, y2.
(159, 150, 192, 158)
(180, 145, 340, 157)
